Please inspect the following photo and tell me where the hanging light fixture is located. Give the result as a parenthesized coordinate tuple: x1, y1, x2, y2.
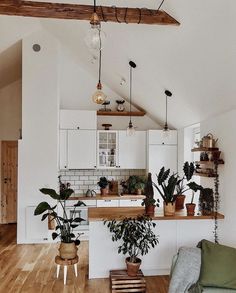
(91, 28, 106, 104)
(84, 0, 106, 52)
(127, 61, 136, 136)
(162, 90, 172, 138)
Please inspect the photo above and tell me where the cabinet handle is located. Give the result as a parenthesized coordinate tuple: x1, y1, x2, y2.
(64, 166, 67, 169)
(77, 126, 80, 129)
(105, 200, 111, 202)
(94, 166, 97, 168)
(162, 142, 164, 145)
(131, 200, 137, 202)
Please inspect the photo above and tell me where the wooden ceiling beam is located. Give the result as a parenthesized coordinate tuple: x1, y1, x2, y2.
(0, 0, 180, 26)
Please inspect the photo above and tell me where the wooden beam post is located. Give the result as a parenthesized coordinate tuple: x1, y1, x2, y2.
(0, 0, 180, 26)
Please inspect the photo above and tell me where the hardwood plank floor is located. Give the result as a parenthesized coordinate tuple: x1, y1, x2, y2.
(0, 224, 169, 293)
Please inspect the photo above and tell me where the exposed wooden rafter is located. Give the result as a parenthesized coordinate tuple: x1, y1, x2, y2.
(0, 0, 180, 26)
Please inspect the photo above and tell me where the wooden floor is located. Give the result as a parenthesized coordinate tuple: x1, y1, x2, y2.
(0, 224, 169, 293)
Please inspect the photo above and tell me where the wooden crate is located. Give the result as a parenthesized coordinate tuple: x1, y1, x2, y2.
(110, 270, 146, 293)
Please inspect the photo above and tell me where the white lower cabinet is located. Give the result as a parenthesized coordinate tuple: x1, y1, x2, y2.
(96, 200, 119, 207)
(119, 199, 143, 207)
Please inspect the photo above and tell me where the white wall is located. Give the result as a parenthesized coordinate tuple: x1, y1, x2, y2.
(59, 47, 161, 130)
(17, 30, 59, 243)
(0, 79, 22, 140)
(201, 109, 236, 247)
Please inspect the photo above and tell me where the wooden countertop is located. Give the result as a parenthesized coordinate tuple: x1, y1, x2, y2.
(69, 195, 146, 200)
(88, 207, 225, 221)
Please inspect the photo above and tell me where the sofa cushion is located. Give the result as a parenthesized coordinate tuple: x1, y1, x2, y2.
(199, 240, 236, 290)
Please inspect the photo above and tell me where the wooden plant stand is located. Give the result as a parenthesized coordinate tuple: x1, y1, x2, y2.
(110, 270, 146, 292)
(55, 255, 79, 285)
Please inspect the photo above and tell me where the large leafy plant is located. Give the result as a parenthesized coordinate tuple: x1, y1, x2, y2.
(34, 179, 86, 245)
(176, 162, 195, 195)
(104, 215, 159, 263)
(153, 167, 179, 204)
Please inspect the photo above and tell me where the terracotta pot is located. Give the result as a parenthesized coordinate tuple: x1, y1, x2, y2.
(175, 195, 186, 210)
(145, 205, 155, 216)
(164, 202, 175, 216)
(186, 203, 196, 216)
(100, 187, 109, 196)
(126, 257, 142, 277)
(136, 189, 142, 195)
(59, 242, 78, 260)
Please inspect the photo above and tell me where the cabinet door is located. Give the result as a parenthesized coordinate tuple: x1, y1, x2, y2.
(148, 130, 177, 145)
(59, 130, 68, 170)
(97, 200, 119, 207)
(97, 131, 118, 168)
(67, 130, 96, 169)
(148, 145, 177, 198)
(119, 199, 143, 207)
(118, 131, 146, 169)
(60, 110, 97, 130)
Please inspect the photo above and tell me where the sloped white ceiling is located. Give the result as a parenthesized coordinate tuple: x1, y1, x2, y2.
(1, 0, 236, 128)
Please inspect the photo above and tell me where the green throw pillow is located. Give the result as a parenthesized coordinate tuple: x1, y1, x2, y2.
(199, 239, 236, 289)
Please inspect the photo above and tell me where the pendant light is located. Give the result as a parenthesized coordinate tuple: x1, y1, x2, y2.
(127, 61, 136, 136)
(162, 90, 172, 138)
(84, 0, 106, 52)
(91, 29, 106, 104)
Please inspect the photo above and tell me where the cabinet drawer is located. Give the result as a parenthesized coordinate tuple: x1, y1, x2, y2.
(60, 110, 97, 130)
(119, 199, 143, 207)
(97, 200, 119, 207)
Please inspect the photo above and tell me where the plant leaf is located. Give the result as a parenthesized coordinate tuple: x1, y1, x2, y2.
(73, 217, 85, 223)
(52, 232, 58, 240)
(74, 200, 86, 207)
(41, 213, 49, 221)
(34, 202, 51, 215)
(40, 188, 60, 200)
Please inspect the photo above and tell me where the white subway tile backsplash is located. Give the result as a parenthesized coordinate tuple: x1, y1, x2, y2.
(59, 169, 145, 195)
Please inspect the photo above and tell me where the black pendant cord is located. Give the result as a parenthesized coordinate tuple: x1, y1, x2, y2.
(214, 163, 220, 244)
(129, 65, 132, 125)
(165, 95, 168, 128)
(94, 0, 96, 12)
(157, 0, 165, 12)
(98, 29, 102, 85)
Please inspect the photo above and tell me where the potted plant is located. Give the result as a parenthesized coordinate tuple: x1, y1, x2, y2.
(199, 188, 214, 215)
(104, 215, 159, 277)
(34, 179, 86, 260)
(97, 177, 109, 195)
(142, 173, 159, 215)
(135, 177, 146, 195)
(120, 176, 146, 195)
(186, 182, 202, 216)
(175, 162, 195, 210)
(153, 167, 178, 216)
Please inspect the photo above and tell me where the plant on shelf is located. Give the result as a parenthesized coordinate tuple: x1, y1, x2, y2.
(34, 177, 86, 260)
(104, 215, 159, 277)
(175, 162, 195, 210)
(97, 177, 109, 195)
(185, 181, 203, 216)
(142, 173, 159, 215)
(153, 167, 179, 216)
(135, 177, 146, 195)
(199, 188, 214, 215)
(120, 175, 146, 195)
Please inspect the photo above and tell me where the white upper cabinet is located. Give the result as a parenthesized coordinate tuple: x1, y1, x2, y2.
(67, 130, 96, 169)
(60, 110, 97, 130)
(118, 131, 146, 169)
(148, 130, 177, 145)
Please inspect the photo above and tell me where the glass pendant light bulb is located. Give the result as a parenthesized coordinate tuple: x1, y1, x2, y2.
(92, 89, 106, 104)
(85, 25, 106, 52)
(162, 128, 170, 138)
(127, 121, 136, 136)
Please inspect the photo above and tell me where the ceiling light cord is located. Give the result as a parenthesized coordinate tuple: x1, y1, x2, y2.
(129, 65, 132, 124)
(165, 94, 168, 129)
(157, 0, 165, 12)
(93, 0, 96, 13)
(98, 29, 102, 84)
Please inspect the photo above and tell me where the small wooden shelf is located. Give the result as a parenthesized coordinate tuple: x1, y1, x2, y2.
(191, 147, 219, 152)
(97, 111, 146, 117)
(195, 160, 224, 165)
(194, 172, 217, 178)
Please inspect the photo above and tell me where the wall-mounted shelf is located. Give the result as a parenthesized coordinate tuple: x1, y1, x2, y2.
(195, 160, 224, 165)
(97, 111, 146, 117)
(191, 147, 219, 152)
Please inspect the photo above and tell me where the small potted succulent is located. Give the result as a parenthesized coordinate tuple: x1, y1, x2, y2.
(175, 162, 195, 210)
(34, 178, 86, 260)
(104, 215, 159, 277)
(97, 177, 109, 195)
(153, 167, 179, 216)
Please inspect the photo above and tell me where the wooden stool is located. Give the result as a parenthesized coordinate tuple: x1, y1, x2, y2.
(55, 255, 79, 285)
(110, 269, 146, 292)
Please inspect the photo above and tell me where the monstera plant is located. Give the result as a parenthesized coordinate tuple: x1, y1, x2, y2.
(34, 178, 86, 260)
